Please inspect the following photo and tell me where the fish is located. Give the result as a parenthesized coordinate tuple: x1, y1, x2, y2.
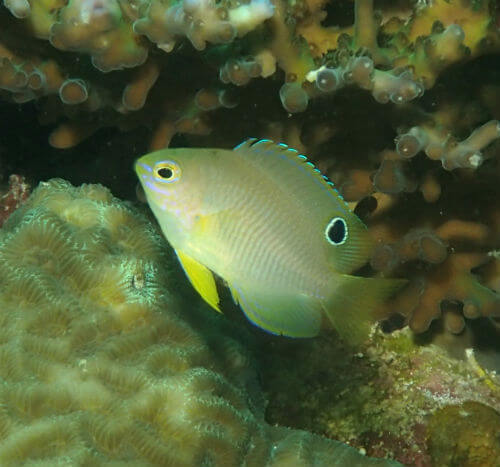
(135, 138, 406, 342)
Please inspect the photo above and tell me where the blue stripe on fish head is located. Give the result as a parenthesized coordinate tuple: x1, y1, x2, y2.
(135, 149, 215, 242)
(137, 162, 152, 173)
(135, 155, 189, 215)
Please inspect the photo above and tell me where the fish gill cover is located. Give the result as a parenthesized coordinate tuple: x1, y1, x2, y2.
(0, 0, 499, 465)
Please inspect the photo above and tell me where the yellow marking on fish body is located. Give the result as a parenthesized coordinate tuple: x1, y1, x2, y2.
(135, 139, 406, 343)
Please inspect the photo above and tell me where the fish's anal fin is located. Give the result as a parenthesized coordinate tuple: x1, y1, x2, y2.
(175, 249, 222, 313)
(229, 283, 322, 338)
(323, 275, 407, 345)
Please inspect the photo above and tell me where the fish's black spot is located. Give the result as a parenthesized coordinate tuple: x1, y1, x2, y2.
(325, 217, 348, 245)
(157, 167, 173, 179)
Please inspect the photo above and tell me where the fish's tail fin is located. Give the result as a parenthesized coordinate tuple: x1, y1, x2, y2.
(323, 275, 407, 345)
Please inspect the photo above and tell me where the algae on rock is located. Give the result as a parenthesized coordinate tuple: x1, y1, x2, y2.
(428, 401, 500, 467)
(261, 327, 500, 466)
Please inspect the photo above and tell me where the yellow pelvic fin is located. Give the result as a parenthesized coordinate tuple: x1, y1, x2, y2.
(323, 275, 407, 345)
(175, 249, 221, 313)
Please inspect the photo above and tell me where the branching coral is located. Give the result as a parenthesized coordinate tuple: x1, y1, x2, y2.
(0, 0, 498, 148)
(395, 119, 500, 170)
(0, 179, 401, 466)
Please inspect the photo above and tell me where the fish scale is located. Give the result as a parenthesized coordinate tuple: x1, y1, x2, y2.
(135, 139, 406, 341)
(215, 162, 320, 292)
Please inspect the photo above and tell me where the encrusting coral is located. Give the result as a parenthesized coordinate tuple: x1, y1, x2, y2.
(0, 178, 401, 466)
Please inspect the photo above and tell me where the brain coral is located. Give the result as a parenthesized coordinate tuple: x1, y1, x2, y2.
(0, 178, 400, 466)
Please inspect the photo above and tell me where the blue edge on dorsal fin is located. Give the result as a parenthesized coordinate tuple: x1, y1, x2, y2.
(233, 137, 345, 201)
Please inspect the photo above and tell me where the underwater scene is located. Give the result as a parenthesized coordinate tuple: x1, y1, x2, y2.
(1, 0, 500, 465)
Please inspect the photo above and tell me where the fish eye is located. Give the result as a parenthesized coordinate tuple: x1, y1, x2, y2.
(158, 167, 173, 179)
(154, 161, 181, 183)
(325, 217, 348, 245)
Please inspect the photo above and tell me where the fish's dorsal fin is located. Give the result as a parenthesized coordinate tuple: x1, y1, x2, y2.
(175, 249, 222, 313)
(234, 138, 374, 274)
(233, 138, 349, 210)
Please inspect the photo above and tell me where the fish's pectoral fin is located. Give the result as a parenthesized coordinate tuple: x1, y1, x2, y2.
(323, 275, 407, 344)
(229, 283, 322, 337)
(175, 249, 221, 313)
